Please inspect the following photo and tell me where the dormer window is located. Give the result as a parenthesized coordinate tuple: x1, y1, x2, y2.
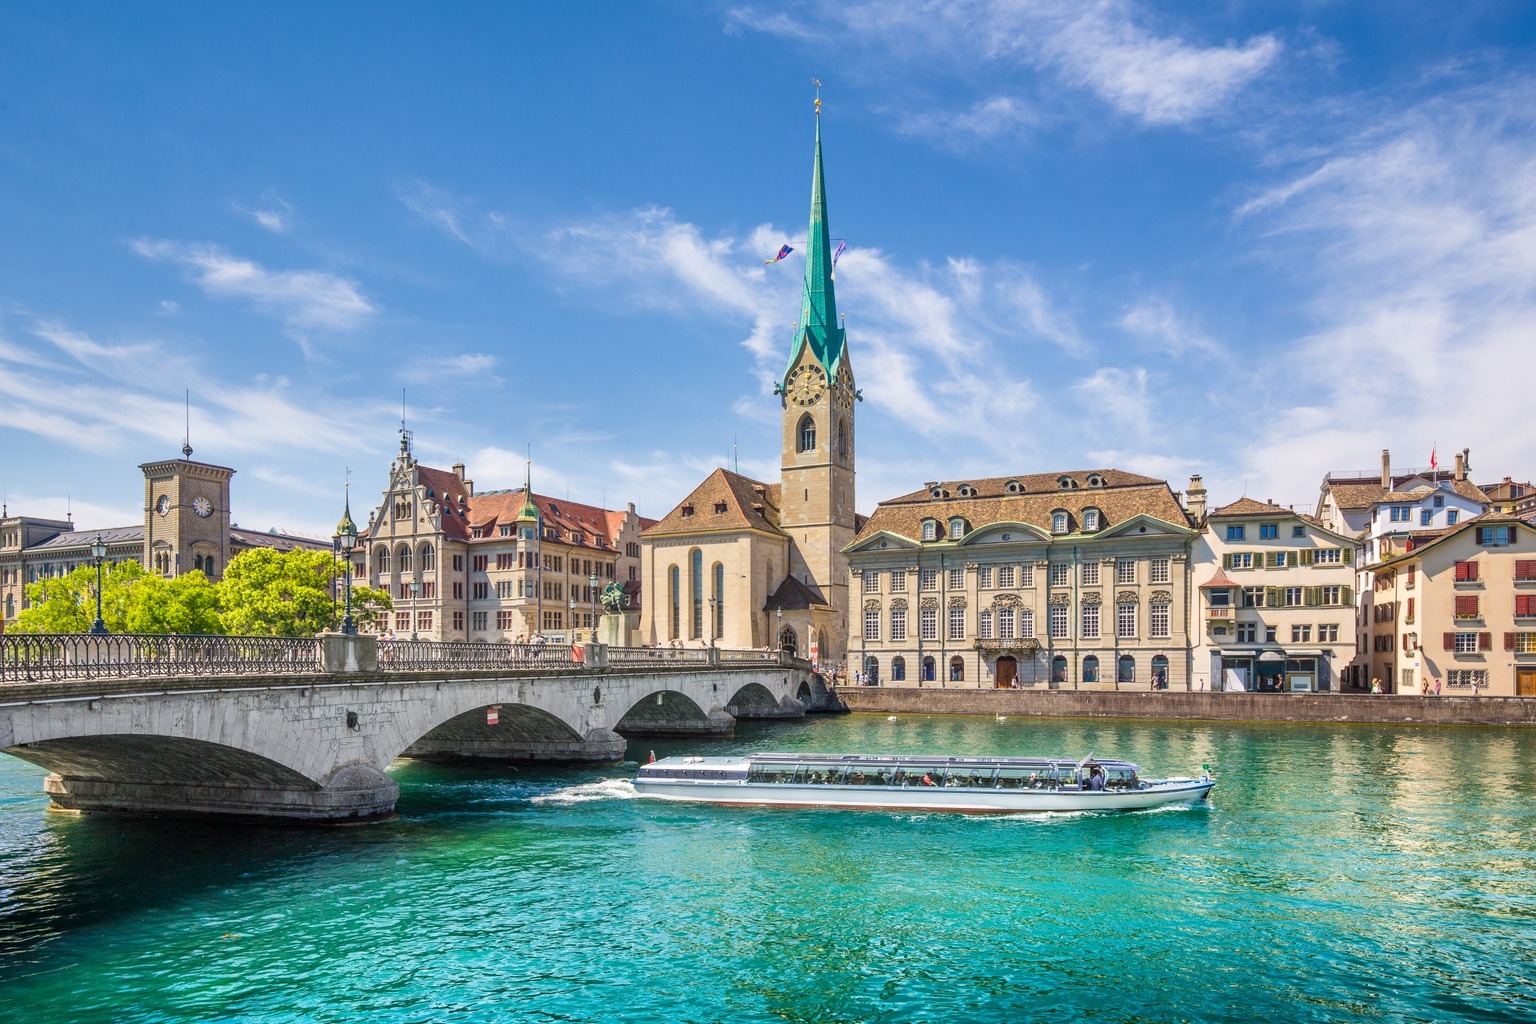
(1058, 476, 1078, 490)
(681, 505, 695, 518)
(921, 519, 938, 542)
(1087, 474, 1105, 488)
(949, 518, 967, 540)
(1083, 509, 1100, 531)
(1052, 511, 1069, 534)
(930, 487, 950, 499)
(714, 501, 728, 514)
(572, 532, 584, 544)
(1004, 480, 1023, 494)
(957, 484, 977, 498)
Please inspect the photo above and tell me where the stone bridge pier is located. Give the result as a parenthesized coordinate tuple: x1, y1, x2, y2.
(0, 637, 818, 822)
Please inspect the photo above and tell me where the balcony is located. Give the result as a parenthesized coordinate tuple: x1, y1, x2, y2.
(1206, 607, 1234, 621)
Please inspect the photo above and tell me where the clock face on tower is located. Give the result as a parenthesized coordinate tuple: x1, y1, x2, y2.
(156, 495, 170, 516)
(192, 496, 213, 518)
(833, 364, 855, 410)
(785, 365, 827, 406)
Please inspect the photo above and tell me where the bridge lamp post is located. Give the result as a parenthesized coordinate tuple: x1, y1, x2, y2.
(567, 594, 576, 640)
(88, 535, 108, 635)
(409, 580, 420, 641)
(588, 571, 599, 640)
(707, 597, 717, 647)
(334, 499, 358, 637)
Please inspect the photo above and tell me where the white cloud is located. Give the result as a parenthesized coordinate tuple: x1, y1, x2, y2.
(1229, 80, 1536, 508)
(239, 189, 297, 235)
(730, 0, 1281, 132)
(1119, 298, 1222, 356)
(132, 239, 374, 336)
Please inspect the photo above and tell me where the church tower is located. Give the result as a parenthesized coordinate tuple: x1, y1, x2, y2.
(141, 441, 234, 579)
(779, 100, 858, 660)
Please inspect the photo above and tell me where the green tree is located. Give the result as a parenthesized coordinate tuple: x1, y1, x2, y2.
(216, 547, 390, 637)
(124, 570, 223, 635)
(9, 560, 148, 633)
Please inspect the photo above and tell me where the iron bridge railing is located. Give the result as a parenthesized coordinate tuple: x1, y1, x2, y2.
(0, 633, 324, 684)
(376, 640, 579, 672)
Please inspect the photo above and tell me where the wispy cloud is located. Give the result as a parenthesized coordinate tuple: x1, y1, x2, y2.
(1119, 298, 1223, 356)
(131, 239, 374, 338)
(404, 352, 503, 387)
(1231, 79, 1536, 505)
(729, 0, 1282, 135)
(238, 189, 297, 235)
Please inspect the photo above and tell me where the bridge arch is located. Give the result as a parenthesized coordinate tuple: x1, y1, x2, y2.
(614, 688, 726, 738)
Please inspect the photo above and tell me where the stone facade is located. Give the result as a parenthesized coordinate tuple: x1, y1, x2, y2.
(845, 470, 1196, 690)
(1191, 496, 1358, 692)
(359, 433, 649, 642)
(1367, 512, 1536, 696)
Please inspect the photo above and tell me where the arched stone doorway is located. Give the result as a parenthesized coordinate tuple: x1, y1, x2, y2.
(995, 656, 1017, 688)
(777, 626, 799, 656)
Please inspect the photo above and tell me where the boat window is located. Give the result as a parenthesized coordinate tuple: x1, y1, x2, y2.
(844, 766, 893, 786)
(747, 764, 798, 785)
(994, 767, 1051, 790)
(898, 766, 946, 787)
(945, 767, 996, 788)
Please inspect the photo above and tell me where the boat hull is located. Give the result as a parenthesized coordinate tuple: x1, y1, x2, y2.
(633, 778, 1214, 813)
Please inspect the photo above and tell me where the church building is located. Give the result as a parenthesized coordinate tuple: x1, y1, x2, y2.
(639, 107, 861, 669)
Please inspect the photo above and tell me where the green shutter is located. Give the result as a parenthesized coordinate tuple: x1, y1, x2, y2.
(1267, 586, 1282, 607)
(1299, 548, 1314, 566)
(1343, 585, 1353, 605)
(1266, 551, 1278, 569)
(1222, 553, 1234, 570)
(1342, 547, 1353, 564)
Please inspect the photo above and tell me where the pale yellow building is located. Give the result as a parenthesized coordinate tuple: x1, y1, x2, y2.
(1368, 512, 1536, 696)
(845, 469, 1196, 689)
(1191, 496, 1358, 692)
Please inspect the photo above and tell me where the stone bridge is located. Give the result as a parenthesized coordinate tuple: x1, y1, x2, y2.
(0, 634, 825, 822)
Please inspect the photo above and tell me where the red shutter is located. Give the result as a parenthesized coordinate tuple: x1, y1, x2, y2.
(1443, 632, 1456, 651)
(1519, 595, 1536, 618)
(1401, 633, 1409, 651)
(1517, 560, 1536, 581)
(1479, 632, 1492, 651)
(1505, 632, 1516, 651)
(1470, 561, 1480, 581)
(1454, 561, 1468, 581)
(1407, 597, 1415, 619)
(1476, 527, 1489, 545)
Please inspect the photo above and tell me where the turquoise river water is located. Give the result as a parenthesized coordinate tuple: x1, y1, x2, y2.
(1, 714, 1534, 1023)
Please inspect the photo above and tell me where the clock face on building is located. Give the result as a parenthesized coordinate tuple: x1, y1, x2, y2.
(785, 365, 827, 406)
(192, 496, 214, 518)
(156, 495, 170, 516)
(833, 364, 855, 410)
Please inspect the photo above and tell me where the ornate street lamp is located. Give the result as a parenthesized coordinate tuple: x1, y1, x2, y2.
(409, 580, 421, 641)
(88, 535, 108, 635)
(334, 487, 358, 636)
(588, 570, 599, 641)
(707, 596, 718, 647)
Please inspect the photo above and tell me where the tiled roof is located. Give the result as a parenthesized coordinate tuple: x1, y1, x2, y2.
(854, 469, 1190, 544)
(230, 527, 331, 552)
(1323, 475, 1490, 510)
(1198, 567, 1237, 589)
(1378, 510, 1536, 567)
(765, 575, 827, 611)
(30, 525, 144, 550)
(1207, 497, 1296, 518)
(884, 468, 1165, 504)
(643, 468, 786, 539)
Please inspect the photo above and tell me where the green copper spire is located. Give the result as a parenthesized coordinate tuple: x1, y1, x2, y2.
(786, 103, 846, 381)
(515, 455, 540, 523)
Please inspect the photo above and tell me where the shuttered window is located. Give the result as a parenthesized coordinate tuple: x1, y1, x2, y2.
(1454, 560, 1480, 582)
(1454, 595, 1480, 619)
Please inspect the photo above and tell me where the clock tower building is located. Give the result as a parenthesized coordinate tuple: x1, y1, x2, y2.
(777, 105, 858, 664)
(141, 443, 235, 579)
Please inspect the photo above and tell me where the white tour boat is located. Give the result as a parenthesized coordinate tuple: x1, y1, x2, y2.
(634, 752, 1214, 813)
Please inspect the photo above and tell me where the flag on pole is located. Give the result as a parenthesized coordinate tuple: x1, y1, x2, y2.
(764, 245, 793, 265)
(831, 239, 846, 278)
(1430, 446, 1438, 470)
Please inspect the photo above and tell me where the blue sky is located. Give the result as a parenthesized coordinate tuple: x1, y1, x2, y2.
(2, 2, 1534, 539)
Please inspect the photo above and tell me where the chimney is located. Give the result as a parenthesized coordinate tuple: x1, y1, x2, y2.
(1454, 451, 1466, 483)
(1185, 474, 1207, 522)
(452, 462, 465, 480)
(1381, 449, 1391, 489)
(628, 502, 637, 514)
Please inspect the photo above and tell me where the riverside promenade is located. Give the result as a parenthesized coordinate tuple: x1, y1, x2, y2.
(836, 686, 1536, 727)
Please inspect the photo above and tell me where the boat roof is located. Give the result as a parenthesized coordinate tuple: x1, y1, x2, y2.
(648, 753, 1140, 770)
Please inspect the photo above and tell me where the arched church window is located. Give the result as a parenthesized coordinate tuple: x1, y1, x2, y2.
(837, 418, 848, 458)
(798, 414, 816, 453)
(668, 565, 680, 641)
(375, 545, 390, 574)
(419, 543, 436, 571)
(690, 549, 703, 640)
(397, 544, 412, 573)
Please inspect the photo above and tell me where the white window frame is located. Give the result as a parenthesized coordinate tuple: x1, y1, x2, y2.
(1116, 602, 1136, 638)
(919, 607, 938, 641)
(948, 604, 966, 641)
(1150, 558, 1170, 585)
(863, 609, 880, 641)
(1081, 603, 1100, 639)
(1048, 605, 1068, 639)
(1150, 601, 1170, 639)
(890, 607, 907, 642)
(1081, 561, 1100, 586)
(1116, 559, 1135, 584)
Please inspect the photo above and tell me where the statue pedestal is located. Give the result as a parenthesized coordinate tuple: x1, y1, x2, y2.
(599, 612, 631, 648)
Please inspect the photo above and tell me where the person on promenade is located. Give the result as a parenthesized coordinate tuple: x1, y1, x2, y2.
(1433, 678, 1442, 695)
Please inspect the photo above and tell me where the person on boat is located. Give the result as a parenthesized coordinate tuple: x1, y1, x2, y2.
(1087, 769, 1106, 791)
(921, 773, 937, 787)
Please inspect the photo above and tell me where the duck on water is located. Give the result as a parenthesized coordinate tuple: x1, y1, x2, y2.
(634, 752, 1214, 813)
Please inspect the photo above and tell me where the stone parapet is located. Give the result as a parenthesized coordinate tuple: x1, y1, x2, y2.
(835, 687, 1536, 727)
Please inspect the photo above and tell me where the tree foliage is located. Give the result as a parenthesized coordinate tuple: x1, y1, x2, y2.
(9, 547, 391, 636)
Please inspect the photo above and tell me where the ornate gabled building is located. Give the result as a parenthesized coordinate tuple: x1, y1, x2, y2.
(639, 105, 860, 667)
(843, 470, 1196, 689)
(358, 431, 651, 642)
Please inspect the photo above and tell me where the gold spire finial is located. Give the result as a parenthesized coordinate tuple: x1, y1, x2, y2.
(812, 77, 822, 115)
